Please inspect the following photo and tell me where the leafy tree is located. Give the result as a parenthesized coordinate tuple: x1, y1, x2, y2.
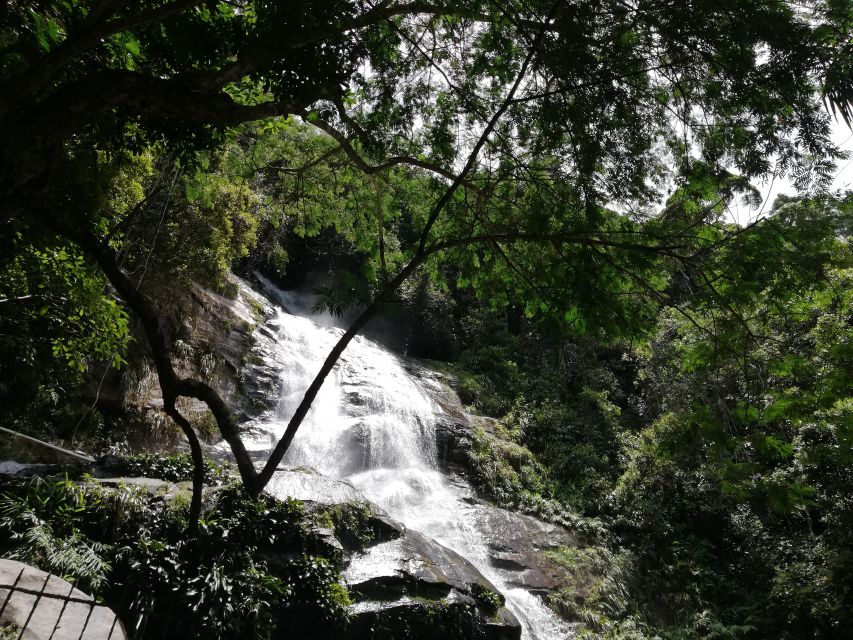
(1, 0, 851, 523)
(611, 194, 853, 637)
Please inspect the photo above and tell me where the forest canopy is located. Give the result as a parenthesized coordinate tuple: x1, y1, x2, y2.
(1, 0, 852, 638)
(1, 0, 851, 499)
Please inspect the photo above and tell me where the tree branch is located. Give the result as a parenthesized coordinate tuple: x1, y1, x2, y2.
(308, 117, 475, 187)
(253, 29, 543, 493)
(46, 218, 260, 494)
(163, 404, 205, 532)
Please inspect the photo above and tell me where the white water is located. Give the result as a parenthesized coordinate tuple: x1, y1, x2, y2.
(242, 278, 573, 639)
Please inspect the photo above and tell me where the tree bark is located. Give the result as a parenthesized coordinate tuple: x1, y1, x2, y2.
(47, 218, 261, 501)
(164, 405, 205, 532)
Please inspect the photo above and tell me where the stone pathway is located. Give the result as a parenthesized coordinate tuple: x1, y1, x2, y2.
(0, 559, 126, 639)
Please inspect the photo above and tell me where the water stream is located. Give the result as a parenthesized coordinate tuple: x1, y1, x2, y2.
(240, 278, 572, 639)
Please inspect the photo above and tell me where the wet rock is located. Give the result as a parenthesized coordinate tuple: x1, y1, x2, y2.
(490, 552, 529, 571)
(365, 510, 407, 544)
(344, 390, 367, 407)
(345, 529, 495, 599)
(476, 504, 578, 592)
(412, 369, 474, 471)
(485, 609, 524, 640)
(0, 461, 66, 478)
(266, 469, 371, 505)
(344, 597, 521, 640)
(266, 469, 406, 553)
(312, 525, 345, 555)
(92, 477, 175, 492)
(343, 530, 521, 640)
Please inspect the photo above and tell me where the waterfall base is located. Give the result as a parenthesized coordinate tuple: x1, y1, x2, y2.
(268, 468, 523, 639)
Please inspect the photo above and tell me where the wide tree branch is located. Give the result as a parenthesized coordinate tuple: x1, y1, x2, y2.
(2, 71, 324, 202)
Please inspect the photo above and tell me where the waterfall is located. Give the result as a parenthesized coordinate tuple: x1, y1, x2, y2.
(241, 276, 573, 639)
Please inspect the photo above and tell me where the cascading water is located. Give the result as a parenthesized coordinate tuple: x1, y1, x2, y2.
(241, 277, 573, 639)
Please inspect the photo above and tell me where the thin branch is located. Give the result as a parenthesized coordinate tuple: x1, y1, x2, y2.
(253, 22, 546, 493)
(164, 405, 205, 532)
(308, 117, 475, 187)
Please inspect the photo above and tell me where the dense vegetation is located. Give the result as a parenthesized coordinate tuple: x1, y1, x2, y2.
(454, 193, 852, 638)
(0, 469, 353, 638)
(1, 0, 851, 638)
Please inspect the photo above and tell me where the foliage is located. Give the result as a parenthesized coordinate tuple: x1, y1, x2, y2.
(315, 501, 381, 551)
(607, 195, 853, 638)
(467, 422, 607, 538)
(0, 625, 19, 640)
(0, 228, 130, 439)
(0, 0, 851, 634)
(470, 583, 504, 617)
(0, 475, 351, 639)
(0, 475, 145, 591)
(449, 194, 853, 637)
(117, 453, 232, 485)
(468, 422, 549, 507)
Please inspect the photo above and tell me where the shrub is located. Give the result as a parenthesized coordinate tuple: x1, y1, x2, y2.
(0, 476, 351, 640)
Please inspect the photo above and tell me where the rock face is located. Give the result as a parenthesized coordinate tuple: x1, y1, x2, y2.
(83, 273, 280, 454)
(345, 529, 494, 600)
(404, 362, 474, 472)
(0, 559, 126, 640)
(342, 530, 521, 640)
(269, 469, 522, 640)
(477, 505, 577, 594)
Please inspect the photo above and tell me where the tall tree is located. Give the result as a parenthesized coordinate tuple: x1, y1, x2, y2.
(1, 0, 850, 511)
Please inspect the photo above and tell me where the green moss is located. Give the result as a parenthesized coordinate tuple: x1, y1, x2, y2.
(540, 546, 612, 620)
(468, 423, 546, 501)
(245, 295, 268, 325)
(315, 501, 379, 551)
(470, 583, 503, 616)
(466, 422, 607, 538)
(191, 409, 220, 443)
(542, 546, 639, 629)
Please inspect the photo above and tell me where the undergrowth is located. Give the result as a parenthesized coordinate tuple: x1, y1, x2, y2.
(115, 452, 233, 484)
(0, 475, 350, 639)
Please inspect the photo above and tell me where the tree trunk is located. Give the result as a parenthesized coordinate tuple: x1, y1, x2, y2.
(164, 404, 205, 532)
(46, 217, 261, 502)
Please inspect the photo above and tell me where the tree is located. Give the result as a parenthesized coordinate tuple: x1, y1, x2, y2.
(1, 0, 851, 520)
(611, 193, 852, 637)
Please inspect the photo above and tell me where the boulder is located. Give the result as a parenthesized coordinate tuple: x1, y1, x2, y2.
(343, 530, 521, 640)
(344, 529, 496, 600)
(344, 597, 521, 640)
(475, 503, 579, 592)
(266, 469, 368, 505)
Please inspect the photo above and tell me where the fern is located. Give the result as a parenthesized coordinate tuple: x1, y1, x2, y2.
(0, 489, 111, 591)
